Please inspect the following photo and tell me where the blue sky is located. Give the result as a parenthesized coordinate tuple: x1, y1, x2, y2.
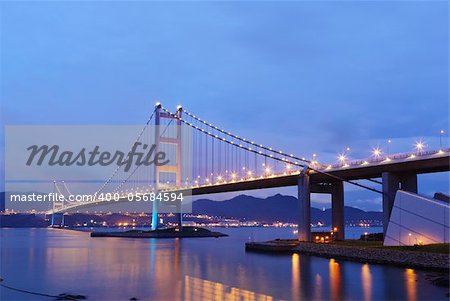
(1, 1, 448, 211)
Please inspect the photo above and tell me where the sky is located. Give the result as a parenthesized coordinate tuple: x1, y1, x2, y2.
(1, 1, 449, 211)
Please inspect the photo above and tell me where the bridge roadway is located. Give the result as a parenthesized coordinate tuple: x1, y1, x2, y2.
(54, 149, 450, 241)
(180, 150, 449, 196)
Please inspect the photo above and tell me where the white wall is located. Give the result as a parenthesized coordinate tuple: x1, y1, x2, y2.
(384, 190, 449, 246)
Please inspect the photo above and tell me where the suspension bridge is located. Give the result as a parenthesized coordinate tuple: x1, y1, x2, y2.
(48, 103, 450, 241)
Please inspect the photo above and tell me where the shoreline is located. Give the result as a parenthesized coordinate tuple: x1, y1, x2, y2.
(246, 241, 450, 272)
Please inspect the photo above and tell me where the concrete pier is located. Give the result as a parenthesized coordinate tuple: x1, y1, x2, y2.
(382, 172, 417, 234)
(298, 168, 345, 242)
(331, 181, 345, 240)
(297, 170, 311, 242)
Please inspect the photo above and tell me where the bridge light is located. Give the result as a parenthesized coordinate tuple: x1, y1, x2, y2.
(372, 147, 382, 158)
(265, 167, 271, 174)
(338, 154, 346, 164)
(155, 102, 161, 108)
(176, 105, 182, 111)
(217, 176, 223, 181)
(415, 140, 425, 153)
(247, 170, 252, 176)
(285, 164, 292, 170)
(231, 173, 237, 179)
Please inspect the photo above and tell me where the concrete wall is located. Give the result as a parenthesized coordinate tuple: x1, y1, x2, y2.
(384, 190, 449, 246)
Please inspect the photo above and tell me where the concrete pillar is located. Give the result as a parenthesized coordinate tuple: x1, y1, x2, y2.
(382, 172, 418, 234)
(176, 203, 183, 232)
(332, 181, 345, 240)
(400, 174, 418, 193)
(151, 201, 158, 231)
(298, 172, 311, 242)
(382, 172, 399, 235)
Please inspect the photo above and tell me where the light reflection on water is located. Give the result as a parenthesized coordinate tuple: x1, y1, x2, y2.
(0, 227, 447, 301)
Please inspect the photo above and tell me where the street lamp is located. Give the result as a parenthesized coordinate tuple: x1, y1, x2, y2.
(415, 140, 425, 154)
(338, 154, 346, 165)
(372, 147, 382, 160)
(440, 130, 444, 150)
(387, 139, 392, 158)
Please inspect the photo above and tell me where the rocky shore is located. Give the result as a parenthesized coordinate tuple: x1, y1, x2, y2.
(246, 241, 449, 272)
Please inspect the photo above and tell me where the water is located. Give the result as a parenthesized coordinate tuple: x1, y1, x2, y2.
(0, 227, 447, 301)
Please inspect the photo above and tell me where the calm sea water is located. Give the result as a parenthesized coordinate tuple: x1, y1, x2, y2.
(0, 227, 447, 301)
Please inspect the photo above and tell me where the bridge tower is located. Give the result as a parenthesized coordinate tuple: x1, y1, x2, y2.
(152, 104, 183, 231)
(51, 181, 65, 227)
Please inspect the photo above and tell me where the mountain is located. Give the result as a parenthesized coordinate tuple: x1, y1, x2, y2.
(192, 194, 381, 225)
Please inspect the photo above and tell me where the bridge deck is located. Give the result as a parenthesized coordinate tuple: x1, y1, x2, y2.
(53, 151, 449, 213)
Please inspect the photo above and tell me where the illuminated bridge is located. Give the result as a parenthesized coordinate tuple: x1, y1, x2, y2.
(49, 103, 450, 241)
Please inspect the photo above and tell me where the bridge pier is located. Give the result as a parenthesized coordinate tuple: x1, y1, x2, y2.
(50, 212, 65, 227)
(151, 201, 158, 230)
(176, 212, 183, 232)
(382, 172, 417, 235)
(297, 171, 311, 242)
(331, 181, 345, 240)
(298, 168, 345, 241)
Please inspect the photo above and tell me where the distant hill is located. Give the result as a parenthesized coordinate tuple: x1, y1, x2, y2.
(0, 192, 5, 212)
(0, 214, 47, 228)
(192, 194, 381, 225)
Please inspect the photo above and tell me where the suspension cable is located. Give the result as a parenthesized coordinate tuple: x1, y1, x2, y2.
(167, 107, 382, 194)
